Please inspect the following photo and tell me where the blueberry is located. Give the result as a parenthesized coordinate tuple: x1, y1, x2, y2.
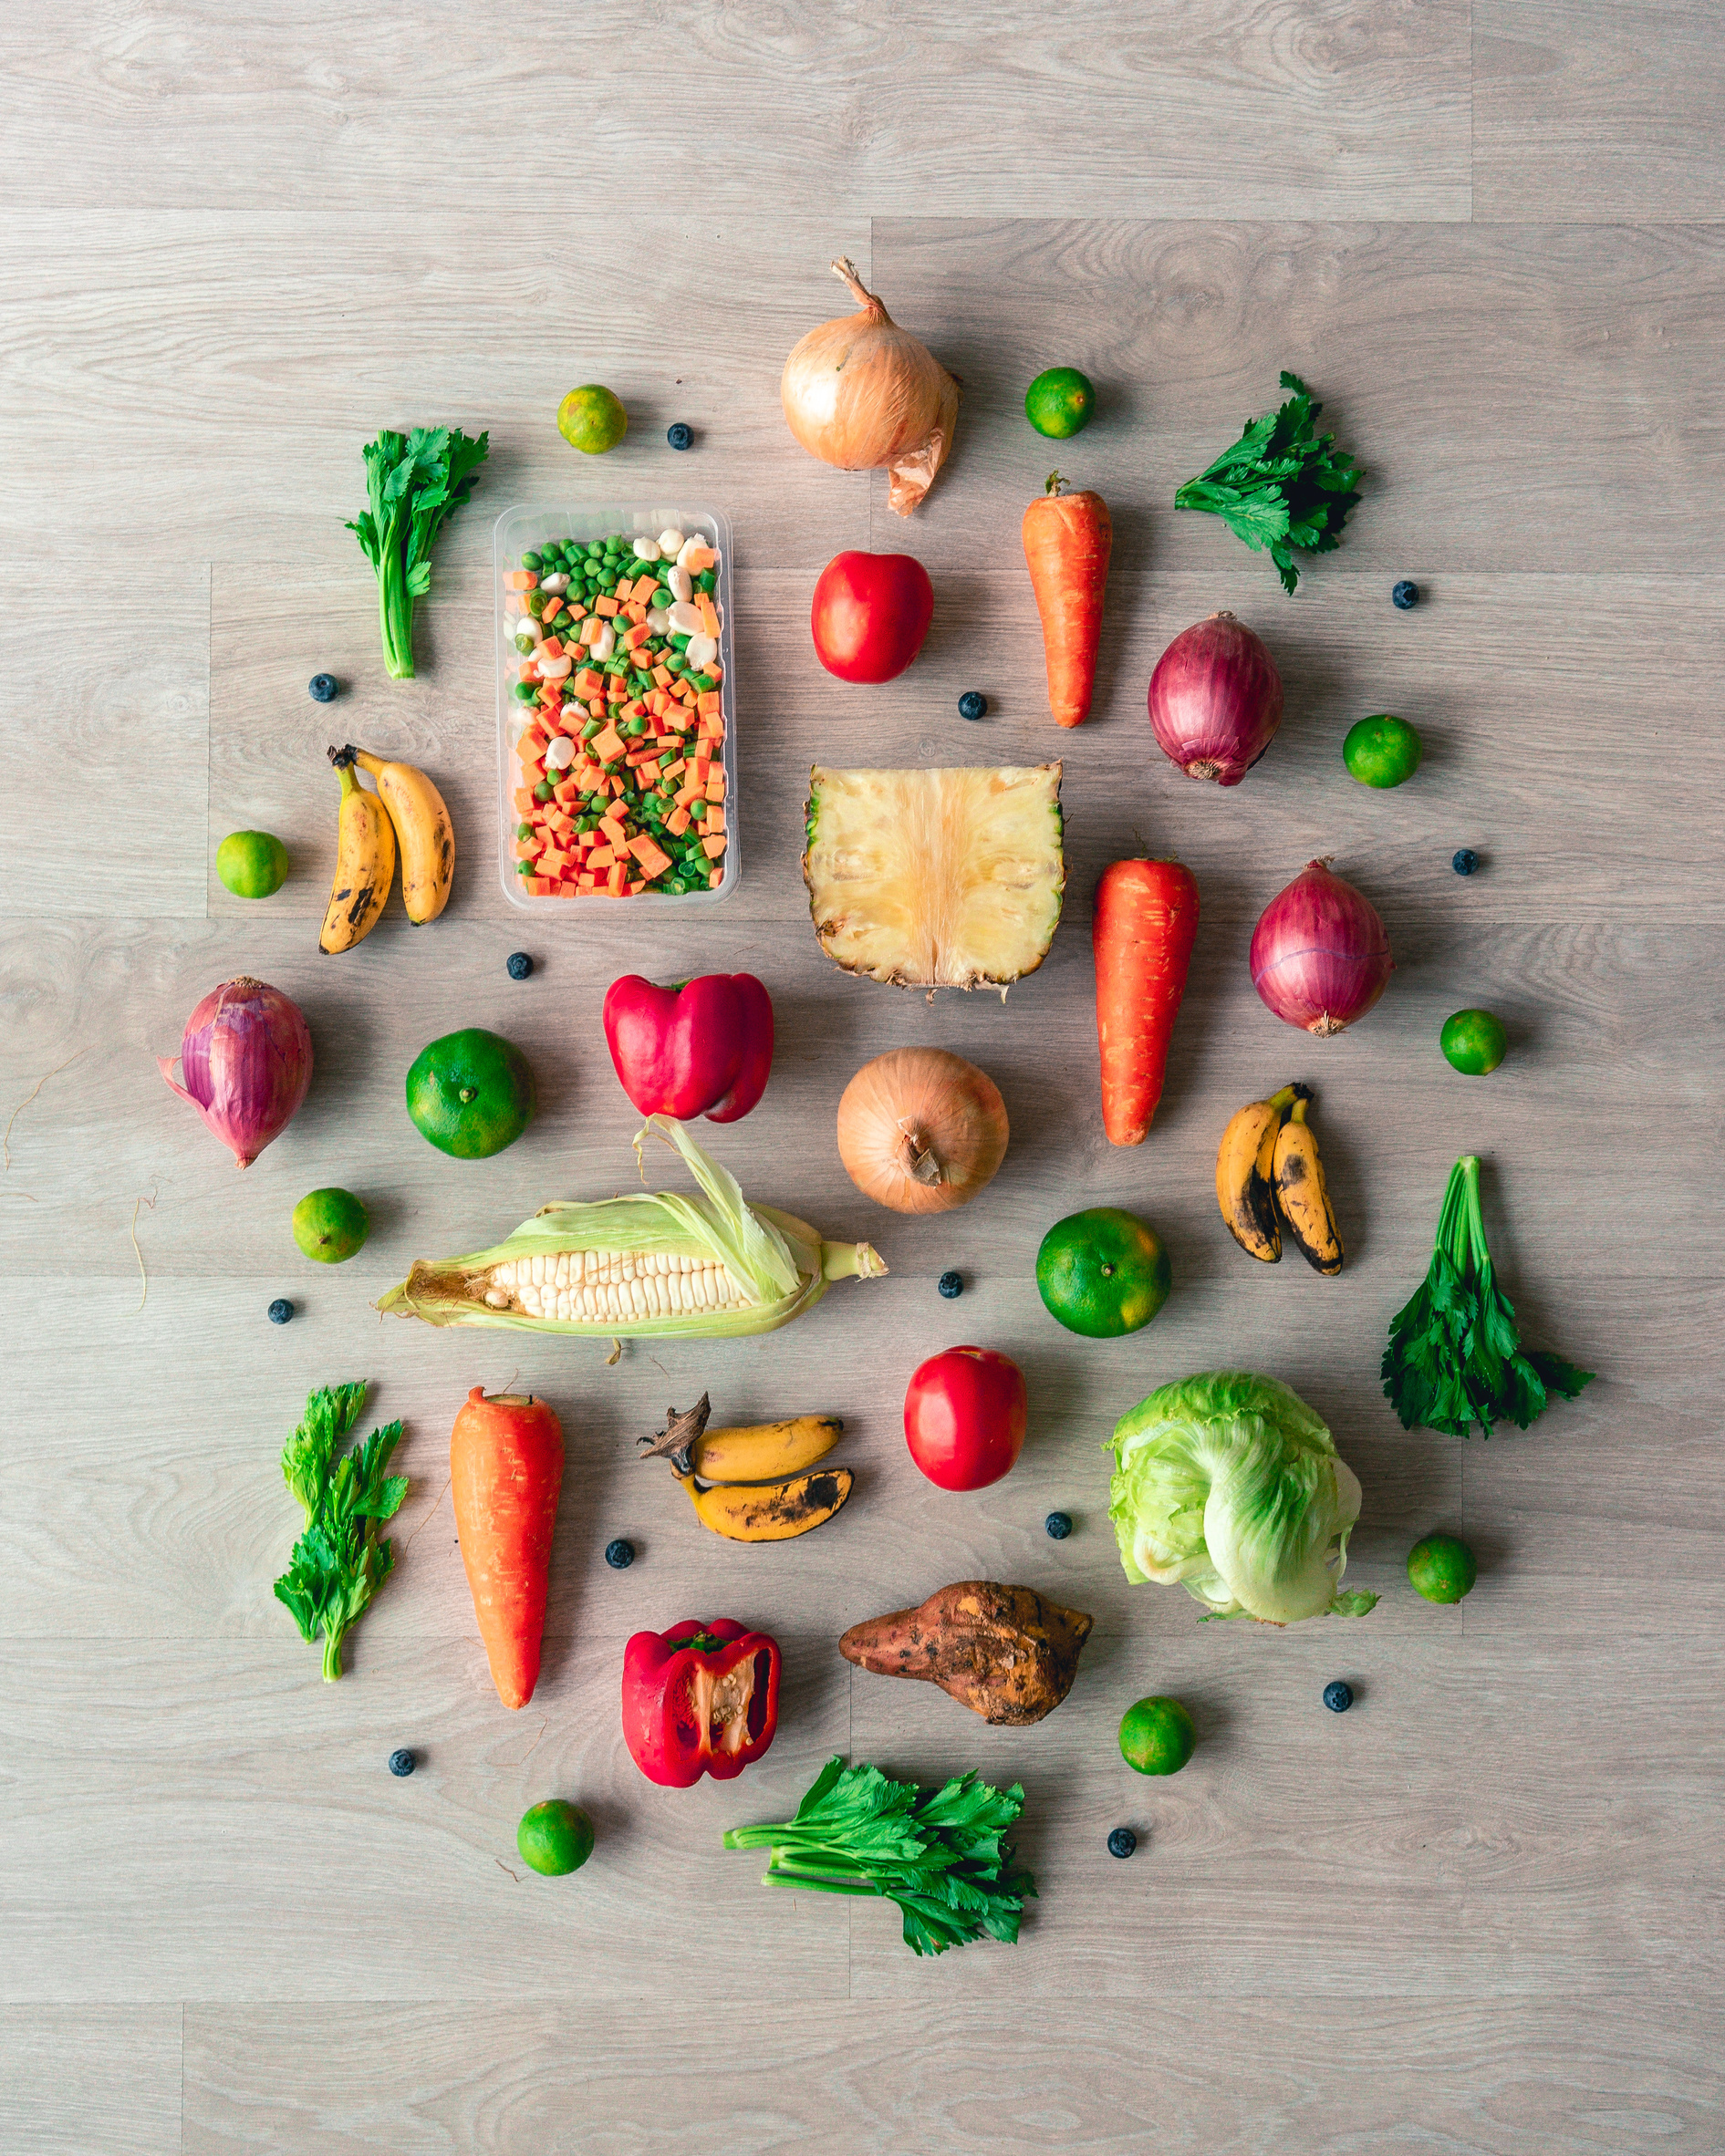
(957, 690, 987, 721)
(308, 673, 338, 702)
(1391, 581, 1419, 611)
(1451, 849, 1479, 876)
(1107, 1827, 1137, 1859)
(1323, 1680, 1354, 1714)
(268, 1298, 294, 1324)
(667, 423, 693, 451)
(506, 950, 534, 980)
(605, 1538, 635, 1570)
(937, 1270, 963, 1300)
(388, 1748, 415, 1778)
(1045, 1511, 1073, 1540)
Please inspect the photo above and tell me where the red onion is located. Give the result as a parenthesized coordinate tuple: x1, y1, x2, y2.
(1148, 612, 1283, 785)
(158, 976, 313, 1166)
(1250, 860, 1392, 1035)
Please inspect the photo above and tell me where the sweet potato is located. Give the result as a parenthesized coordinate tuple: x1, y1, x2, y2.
(837, 1580, 1093, 1726)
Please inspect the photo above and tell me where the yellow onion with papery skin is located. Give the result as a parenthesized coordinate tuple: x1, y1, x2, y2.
(781, 258, 961, 515)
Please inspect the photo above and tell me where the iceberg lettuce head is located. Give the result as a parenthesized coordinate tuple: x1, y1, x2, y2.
(1107, 1371, 1376, 1624)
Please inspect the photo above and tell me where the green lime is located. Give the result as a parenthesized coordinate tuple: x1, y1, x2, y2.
(292, 1187, 369, 1264)
(516, 1798, 594, 1877)
(1119, 1696, 1196, 1777)
(1408, 1533, 1477, 1604)
(557, 384, 628, 455)
(1024, 367, 1096, 440)
(406, 1028, 535, 1159)
(216, 829, 288, 898)
(1440, 1008, 1507, 1076)
(1343, 714, 1423, 789)
(1035, 1207, 1170, 1339)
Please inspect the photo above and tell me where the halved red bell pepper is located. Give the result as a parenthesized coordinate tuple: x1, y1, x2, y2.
(621, 1618, 781, 1788)
(601, 973, 774, 1125)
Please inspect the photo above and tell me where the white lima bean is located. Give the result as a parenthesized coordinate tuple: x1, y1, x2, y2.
(545, 735, 576, 769)
(658, 528, 685, 555)
(539, 572, 570, 595)
(590, 622, 616, 661)
(675, 535, 706, 571)
(631, 536, 662, 563)
(666, 565, 692, 604)
(646, 606, 670, 635)
(684, 633, 718, 669)
(667, 599, 703, 637)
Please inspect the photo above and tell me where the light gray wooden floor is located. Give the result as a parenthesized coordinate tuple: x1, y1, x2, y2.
(3, 6, 1723, 2153)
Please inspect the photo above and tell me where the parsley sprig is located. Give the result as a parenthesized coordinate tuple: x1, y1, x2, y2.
(347, 426, 489, 679)
(273, 1383, 408, 1682)
(1382, 1157, 1594, 1439)
(723, 1756, 1035, 1956)
(1175, 371, 1362, 594)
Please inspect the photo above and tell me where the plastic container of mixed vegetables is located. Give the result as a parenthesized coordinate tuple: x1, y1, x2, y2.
(494, 504, 736, 909)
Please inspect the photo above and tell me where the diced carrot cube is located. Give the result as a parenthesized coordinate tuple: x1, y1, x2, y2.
(696, 691, 721, 717)
(612, 576, 636, 603)
(538, 636, 564, 659)
(595, 595, 618, 617)
(577, 872, 597, 891)
(666, 806, 691, 837)
(505, 570, 537, 592)
(696, 596, 720, 637)
(628, 832, 670, 872)
(650, 665, 672, 689)
(573, 668, 601, 696)
(607, 679, 627, 702)
(607, 861, 628, 897)
(518, 660, 536, 684)
(705, 771, 726, 802)
(540, 600, 564, 626)
(636, 759, 661, 785)
(520, 759, 546, 788)
(590, 725, 626, 762)
(660, 758, 686, 782)
(598, 814, 628, 846)
(707, 803, 725, 833)
(512, 788, 535, 816)
(527, 876, 554, 896)
(701, 834, 727, 860)
(682, 544, 715, 572)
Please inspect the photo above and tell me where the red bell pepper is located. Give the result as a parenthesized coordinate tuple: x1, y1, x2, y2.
(621, 1618, 781, 1788)
(601, 973, 774, 1125)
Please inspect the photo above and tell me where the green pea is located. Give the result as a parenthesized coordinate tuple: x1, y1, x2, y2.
(622, 719, 645, 737)
(515, 859, 533, 876)
(512, 680, 538, 703)
(649, 584, 671, 608)
(516, 821, 532, 840)
(534, 781, 556, 803)
(586, 540, 605, 559)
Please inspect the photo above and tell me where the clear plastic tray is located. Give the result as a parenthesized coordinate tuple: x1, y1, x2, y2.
(494, 503, 736, 910)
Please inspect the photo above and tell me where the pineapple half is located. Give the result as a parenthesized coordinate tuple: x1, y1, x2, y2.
(803, 763, 1065, 992)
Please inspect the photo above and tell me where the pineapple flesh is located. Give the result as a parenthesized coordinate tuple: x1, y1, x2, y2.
(803, 764, 1065, 991)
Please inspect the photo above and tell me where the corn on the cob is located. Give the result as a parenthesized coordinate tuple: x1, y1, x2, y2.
(377, 1116, 887, 1340)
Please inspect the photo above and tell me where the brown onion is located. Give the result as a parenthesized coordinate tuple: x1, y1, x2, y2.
(781, 258, 961, 516)
(1250, 861, 1391, 1035)
(1148, 612, 1283, 785)
(158, 976, 313, 1166)
(837, 1049, 1007, 1213)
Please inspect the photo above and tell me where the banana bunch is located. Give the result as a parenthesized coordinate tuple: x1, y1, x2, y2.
(319, 743, 454, 954)
(640, 1398, 853, 1542)
(1216, 1083, 1343, 1274)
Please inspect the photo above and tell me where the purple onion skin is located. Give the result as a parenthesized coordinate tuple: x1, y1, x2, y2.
(1250, 861, 1392, 1035)
(1148, 612, 1283, 786)
(159, 976, 313, 1166)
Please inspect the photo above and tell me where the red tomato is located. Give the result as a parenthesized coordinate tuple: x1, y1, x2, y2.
(903, 1346, 1027, 1491)
(810, 551, 934, 685)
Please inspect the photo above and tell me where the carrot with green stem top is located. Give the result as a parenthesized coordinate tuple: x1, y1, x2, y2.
(1093, 857, 1200, 1145)
(1023, 472, 1111, 728)
(450, 1386, 565, 1709)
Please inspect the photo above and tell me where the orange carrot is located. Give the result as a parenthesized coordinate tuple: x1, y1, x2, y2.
(1093, 857, 1200, 1145)
(1022, 472, 1111, 728)
(450, 1387, 565, 1711)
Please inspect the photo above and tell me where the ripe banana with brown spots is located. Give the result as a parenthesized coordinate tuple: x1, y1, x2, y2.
(1272, 1093, 1343, 1274)
(348, 744, 454, 924)
(1215, 1083, 1302, 1261)
(319, 749, 396, 954)
(674, 1462, 854, 1542)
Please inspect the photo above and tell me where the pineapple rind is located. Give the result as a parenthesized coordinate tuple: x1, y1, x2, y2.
(803, 764, 1065, 990)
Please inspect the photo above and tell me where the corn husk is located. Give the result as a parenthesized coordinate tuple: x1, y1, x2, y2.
(376, 1116, 886, 1338)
